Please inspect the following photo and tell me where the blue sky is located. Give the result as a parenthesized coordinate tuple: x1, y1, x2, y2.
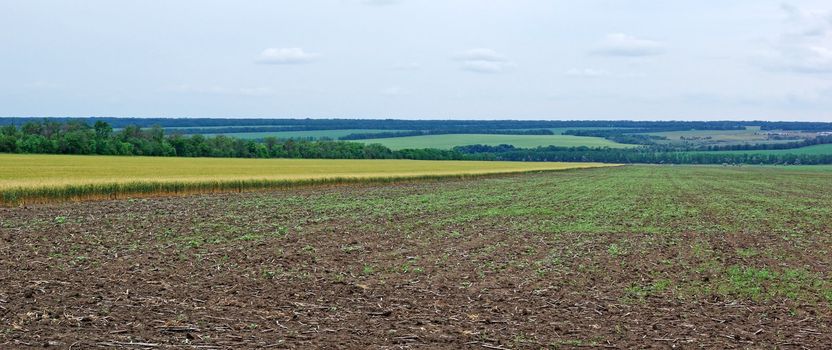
(1, 0, 831, 121)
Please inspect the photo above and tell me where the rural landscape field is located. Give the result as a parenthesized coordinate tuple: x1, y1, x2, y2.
(4, 1, 832, 349)
(2, 115, 832, 350)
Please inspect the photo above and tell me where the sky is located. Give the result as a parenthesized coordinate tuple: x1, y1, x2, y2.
(1, 0, 832, 121)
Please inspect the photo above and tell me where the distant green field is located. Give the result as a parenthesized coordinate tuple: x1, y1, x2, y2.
(646, 126, 821, 147)
(114, 125, 290, 132)
(202, 127, 622, 139)
(501, 127, 631, 135)
(355, 134, 633, 150)
(166, 125, 287, 130)
(203, 129, 399, 140)
(782, 165, 832, 172)
(646, 127, 784, 147)
(703, 144, 832, 156)
(756, 165, 832, 172)
(648, 127, 765, 141)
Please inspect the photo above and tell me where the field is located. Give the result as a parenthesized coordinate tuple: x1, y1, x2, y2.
(646, 126, 822, 147)
(647, 126, 767, 142)
(759, 165, 832, 172)
(545, 127, 632, 135)
(201, 129, 399, 140)
(120, 125, 289, 131)
(355, 134, 633, 150)
(188, 127, 619, 137)
(0, 154, 612, 205)
(702, 143, 832, 156)
(2, 165, 832, 348)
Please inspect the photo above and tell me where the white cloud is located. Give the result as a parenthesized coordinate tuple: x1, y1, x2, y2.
(454, 48, 507, 62)
(764, 4, 832, 74)
(461, 61, 506, 73)
(781, 3, 832, 37)
(564, 68, 608, 77)
(255, 48, 319, 64)
(453, 48, 514, 73)
(592, 33, 665, 57)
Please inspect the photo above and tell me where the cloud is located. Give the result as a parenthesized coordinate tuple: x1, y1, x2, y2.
(781, 3, 832, 37)
(460, 61, 507, 73)
(255, 48, 319, 64)
(564, 68, 608, 77)
(453, 48, 514, 73)
(454, 48, 507, 62)
(592, 33, 665, 57)
(763, 4, 832, 74)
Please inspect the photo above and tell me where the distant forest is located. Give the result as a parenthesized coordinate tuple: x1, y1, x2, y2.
(2, 117, 831, 132)
(454, 145, 832, 165)
(2, 119, 832, 165)
(0, 120, 462, 160)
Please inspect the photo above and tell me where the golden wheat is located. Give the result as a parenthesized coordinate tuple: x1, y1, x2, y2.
(0, 154, 618, 205)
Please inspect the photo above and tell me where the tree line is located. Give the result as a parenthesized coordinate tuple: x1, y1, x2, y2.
(2, 120, 831, 165)
(697, 135, 832, 151)
(6, 117, 829, 132)
(0, 121, 463, 160)
(454, 145, 832, 165)
(565, 128, 832, 151)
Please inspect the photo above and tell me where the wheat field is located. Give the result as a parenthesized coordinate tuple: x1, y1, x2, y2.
(0, 154, 616, 205)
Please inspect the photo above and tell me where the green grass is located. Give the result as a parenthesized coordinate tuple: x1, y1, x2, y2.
(201, 127, 632, 142)
(0, 154, 615, 205)
(170, 126, 618, 135)
(202, 129, 400, 140)
(700, 144, 832, 156)
(766, 165, 832, 172)
(164, 125, 289, 130)
(546, 127, 634, 135)
(503, 127, 632, 135)
(645, 126, 797, 145)
(354, 134, 633, 150)
(646, 126, 827, 147)
(115, 125, 292, 132)
(647, 126, 766, 142)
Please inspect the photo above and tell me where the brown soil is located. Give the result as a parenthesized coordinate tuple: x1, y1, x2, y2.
(1, 174, 830, 349)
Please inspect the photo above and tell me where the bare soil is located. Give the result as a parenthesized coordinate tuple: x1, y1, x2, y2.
(1, 168, 831, 349)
